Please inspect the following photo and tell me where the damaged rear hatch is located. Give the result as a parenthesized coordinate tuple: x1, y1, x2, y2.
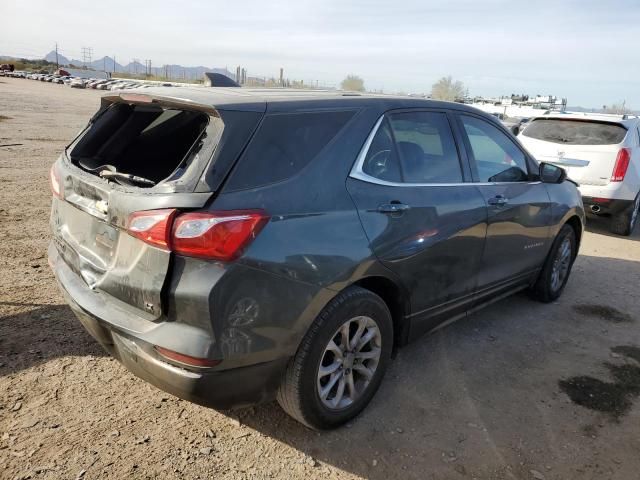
(50, 91, 263, 321)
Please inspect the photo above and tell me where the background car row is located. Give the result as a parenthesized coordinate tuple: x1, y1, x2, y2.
(2, 70, 169, 91)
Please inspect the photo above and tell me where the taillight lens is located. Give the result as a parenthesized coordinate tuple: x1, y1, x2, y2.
(611, 148, 631, 182)
(127, 209, 176, 250)
(172, 210, 269, 261)
(49, 164, 63, 198)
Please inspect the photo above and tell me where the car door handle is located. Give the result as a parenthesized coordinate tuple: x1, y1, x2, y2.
(377, 202, 411, 214)
(488, 195, 509, 206)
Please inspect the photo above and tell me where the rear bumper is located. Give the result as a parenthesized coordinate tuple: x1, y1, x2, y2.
(582, 196, 633, 215)
(49, 242, 288, 409)
(579, 182, 637, 202)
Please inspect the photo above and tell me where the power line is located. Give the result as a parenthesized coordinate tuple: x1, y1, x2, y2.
(81, 46, 93, 67)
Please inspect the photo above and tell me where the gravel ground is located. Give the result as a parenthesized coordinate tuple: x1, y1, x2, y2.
(1, 77, 639, 480)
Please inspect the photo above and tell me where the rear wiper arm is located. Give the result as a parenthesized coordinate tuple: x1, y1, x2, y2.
(99, 170, 156, 186)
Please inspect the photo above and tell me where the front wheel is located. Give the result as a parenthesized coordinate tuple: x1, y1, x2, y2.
(610, 193, 639, 236)
(277, 286, 393, 430)
(531, 224, 576, 303)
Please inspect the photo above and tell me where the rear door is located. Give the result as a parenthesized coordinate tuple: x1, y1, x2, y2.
(347, 109, 487, 336)
(455, 113, 552, 293)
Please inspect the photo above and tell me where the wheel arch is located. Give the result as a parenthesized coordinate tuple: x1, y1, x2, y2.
(564, 215, 583, 256)
(351, 275, 411, 351)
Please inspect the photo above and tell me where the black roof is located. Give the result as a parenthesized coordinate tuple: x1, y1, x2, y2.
(112, 86, 491, 118)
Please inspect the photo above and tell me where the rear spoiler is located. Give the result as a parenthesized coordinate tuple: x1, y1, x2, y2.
(69, 93, 219, 152)
(100, 93, 219, 116)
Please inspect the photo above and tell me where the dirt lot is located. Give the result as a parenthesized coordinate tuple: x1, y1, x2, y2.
(1, 77, 639, 480)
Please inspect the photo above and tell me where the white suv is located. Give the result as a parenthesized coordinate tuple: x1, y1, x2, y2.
(518, 113, 640, 235)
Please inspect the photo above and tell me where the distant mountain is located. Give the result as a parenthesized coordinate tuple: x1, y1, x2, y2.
(44, 50, 70, 65)
(42, 50, 233, 80)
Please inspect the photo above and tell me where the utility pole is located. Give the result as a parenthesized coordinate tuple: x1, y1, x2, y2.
(113, 55, 116, 73)
(132, 58, 139, 75)
(81, 47, 93, 68)
(54, 42, 59, 69)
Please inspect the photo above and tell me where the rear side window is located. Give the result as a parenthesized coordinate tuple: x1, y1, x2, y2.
(460, 115, 529, 182)
(226, 111, 354, 190)
(388, 111, 462, 183)
(361, 111, 463, 183)
(522, 119, 627, 145)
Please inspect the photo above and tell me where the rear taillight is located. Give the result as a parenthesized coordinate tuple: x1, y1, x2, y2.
(49, 164, 63, 198)
(126, 209, 268, 260)
(127, 209, 176, 250)
(611, 148, 631, 182)
(172, 210, 269, 261)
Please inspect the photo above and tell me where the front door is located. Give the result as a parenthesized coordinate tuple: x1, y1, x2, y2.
(347, 110, 487, 337)
(456, 113, 553, 294)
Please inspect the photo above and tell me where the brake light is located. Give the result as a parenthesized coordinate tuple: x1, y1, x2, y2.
(172, 210, 269, 261)
(49, 164, 63, 198)
(126, 209, 176, 249)
(611, 148, 631, 182)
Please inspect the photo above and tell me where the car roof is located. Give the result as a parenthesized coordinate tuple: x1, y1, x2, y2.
(105, 86, 495, 117)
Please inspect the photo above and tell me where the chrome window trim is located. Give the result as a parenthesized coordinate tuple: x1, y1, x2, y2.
(349, 114, 541, 188)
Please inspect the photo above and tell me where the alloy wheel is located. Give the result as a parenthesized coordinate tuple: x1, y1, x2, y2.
(550, 237, 572, 292)
(316, 316, 382, 410)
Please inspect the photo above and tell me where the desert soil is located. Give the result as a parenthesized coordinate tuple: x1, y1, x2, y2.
(1, 77, 639, 480)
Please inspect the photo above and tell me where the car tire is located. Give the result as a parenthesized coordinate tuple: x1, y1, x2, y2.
(277, 286, 393, 430)
(610, 193, 639, 236)
(531, 224, 576, 303)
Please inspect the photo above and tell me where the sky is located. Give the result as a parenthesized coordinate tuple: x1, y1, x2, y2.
(1, 0, 639, 107)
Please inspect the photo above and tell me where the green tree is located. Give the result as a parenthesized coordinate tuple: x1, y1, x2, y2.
(431, 75, 465, 101)
(341, 75, 365, 92)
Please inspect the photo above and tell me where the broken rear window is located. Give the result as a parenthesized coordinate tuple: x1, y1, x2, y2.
(70, 103, 214, 186)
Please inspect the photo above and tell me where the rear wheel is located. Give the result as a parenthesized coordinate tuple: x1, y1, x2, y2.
(277, 286, 393, 430)
(532, 224, 576, 303)
(610, 193, 639, 236)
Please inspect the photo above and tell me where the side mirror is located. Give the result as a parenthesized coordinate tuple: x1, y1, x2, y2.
(510, 124, 520, 136)
(539, 162, 567, 184)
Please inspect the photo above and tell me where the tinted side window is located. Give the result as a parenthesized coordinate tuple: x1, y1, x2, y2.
(362, 119, 402, 182)
(460, 115, 528, 182)
(226, 111, 354, 190)
(388, 111, 462, 183)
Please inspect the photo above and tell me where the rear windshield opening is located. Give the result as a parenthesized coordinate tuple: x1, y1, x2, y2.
(522, 119, 627, 145)
(70, 103, 210, 187)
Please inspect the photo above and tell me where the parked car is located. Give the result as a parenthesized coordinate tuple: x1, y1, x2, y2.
(97, 80, 119, 90)
(88, 79, 110, 89)
(69, 78, 87, 89)
(49, 90, 584, 429)
(108, 81, 129, 90)
(519, 113, 640, 235)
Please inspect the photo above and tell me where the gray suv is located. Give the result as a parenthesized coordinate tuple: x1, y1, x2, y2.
(49, 89, 584, 429)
